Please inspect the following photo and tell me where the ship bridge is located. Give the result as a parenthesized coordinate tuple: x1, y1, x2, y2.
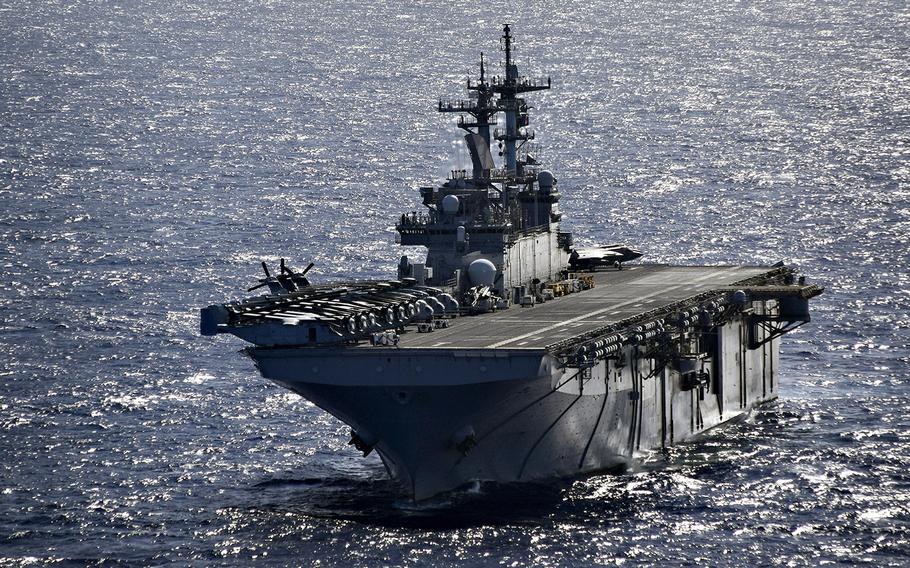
(396, 24, 567, 296)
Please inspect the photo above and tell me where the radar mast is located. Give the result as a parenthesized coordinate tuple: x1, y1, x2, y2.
(437, 25, 551, 185)
(491, 24, 551, 175)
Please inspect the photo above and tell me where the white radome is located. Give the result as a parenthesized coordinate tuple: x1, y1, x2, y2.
(441, 194, 460, 215)
(468, 258, 497, 287)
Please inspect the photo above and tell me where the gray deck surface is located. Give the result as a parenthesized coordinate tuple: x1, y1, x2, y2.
(389, 264, 771, 350)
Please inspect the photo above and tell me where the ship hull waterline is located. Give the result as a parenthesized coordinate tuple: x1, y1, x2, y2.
(249, 321, 780, 501)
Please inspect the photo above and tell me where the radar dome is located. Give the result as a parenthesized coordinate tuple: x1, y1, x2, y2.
(468, 258, 497, 287)
(537, 170, 555, 189)
(441, 194, 460, 215)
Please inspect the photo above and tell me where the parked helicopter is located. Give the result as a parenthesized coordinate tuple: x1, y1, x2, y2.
(248, 258, 314, 294)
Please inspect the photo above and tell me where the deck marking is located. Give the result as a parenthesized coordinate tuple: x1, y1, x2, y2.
(486, 266, 745, 348)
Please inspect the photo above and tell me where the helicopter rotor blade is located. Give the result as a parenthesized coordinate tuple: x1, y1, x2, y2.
(261, 261, 271, 278)
(300, 262, 315, 276)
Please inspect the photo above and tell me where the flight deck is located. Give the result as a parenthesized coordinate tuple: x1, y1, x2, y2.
(383, 264, 774, 351)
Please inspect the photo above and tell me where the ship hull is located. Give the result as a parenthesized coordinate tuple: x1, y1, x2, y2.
(249, 313, 781, 500)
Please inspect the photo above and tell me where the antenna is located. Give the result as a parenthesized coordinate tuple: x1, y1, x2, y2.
(502, 23, 513, 79)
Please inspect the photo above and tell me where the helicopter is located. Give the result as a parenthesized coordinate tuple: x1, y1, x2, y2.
(247, 258, 315, 294)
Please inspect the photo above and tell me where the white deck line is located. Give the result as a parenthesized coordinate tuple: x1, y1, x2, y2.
(485, 266, 743, 348)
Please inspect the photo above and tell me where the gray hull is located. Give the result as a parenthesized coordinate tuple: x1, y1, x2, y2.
(250, 314, 780, 500)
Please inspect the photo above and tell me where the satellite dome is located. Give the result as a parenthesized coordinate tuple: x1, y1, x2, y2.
(467, 258, 497, 287)
(441, 194, 460, 215)
(537, 170, 555, 189)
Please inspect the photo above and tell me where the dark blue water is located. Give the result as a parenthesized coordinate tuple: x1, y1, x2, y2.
(2, 0, 908, 565)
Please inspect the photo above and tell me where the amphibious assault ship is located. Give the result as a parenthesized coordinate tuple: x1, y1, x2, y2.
(200, 26, 823, 500)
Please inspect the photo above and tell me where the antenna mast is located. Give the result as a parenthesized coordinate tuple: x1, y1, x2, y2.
(492, 24, 550, 174)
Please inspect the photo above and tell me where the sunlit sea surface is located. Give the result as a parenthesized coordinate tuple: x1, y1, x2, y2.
(2, 0, 908, 565)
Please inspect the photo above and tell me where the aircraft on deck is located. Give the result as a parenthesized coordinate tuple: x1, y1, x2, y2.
(569, 244, 643, 271)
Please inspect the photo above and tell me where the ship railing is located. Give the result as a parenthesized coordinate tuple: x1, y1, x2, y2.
(439, 99, 486, 112)
(396, 212, 433, 232)
(492, 127, 535, 141)
(519, 142, 542, 160)
(490, 168, 537, 184)
(457, 115, 498, 127)
(490, 76, 550, 89)
(523, 77, 551, 88)
(489, 168, 514, 180)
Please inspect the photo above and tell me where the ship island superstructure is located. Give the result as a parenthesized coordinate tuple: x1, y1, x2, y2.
(200, 26, 823, 501)
(397, 25, 568, 306)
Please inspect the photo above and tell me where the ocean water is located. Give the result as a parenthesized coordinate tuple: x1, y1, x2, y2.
(1, 0, 908, 565)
